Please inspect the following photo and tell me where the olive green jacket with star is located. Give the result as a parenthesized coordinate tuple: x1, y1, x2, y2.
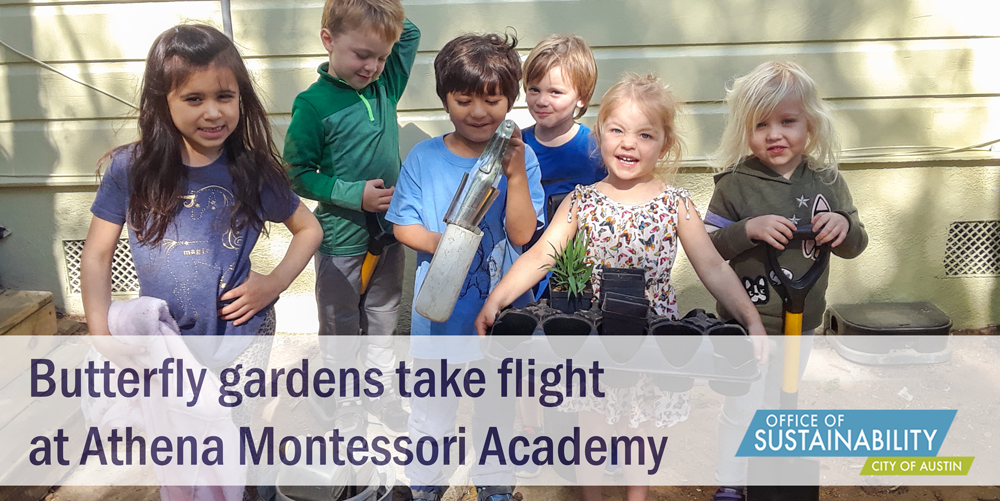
(284, 19, 419, 256)
(704, 157, 868, 334)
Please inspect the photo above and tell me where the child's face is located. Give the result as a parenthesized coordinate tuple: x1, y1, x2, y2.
(166, 64, 240, 166)
(599, 101, 668, 184)
(444, 91, 511, 147)
(321, 26, 395, 90)
(526, 65, 582, 132)
(749, 97, 808, 175)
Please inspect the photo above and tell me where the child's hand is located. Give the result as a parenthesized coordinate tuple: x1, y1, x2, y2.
(500, 126, 527, 181)
(475, 301, 500, 337)
(745, 215, 797, 249)
(812, 212, 849, 247)
(91, 335, 148, 370)
(218, 271, 284, 326)
(362, 179, 395, 212)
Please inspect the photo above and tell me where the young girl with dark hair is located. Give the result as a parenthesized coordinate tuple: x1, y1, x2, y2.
(81, 23, 321, 371)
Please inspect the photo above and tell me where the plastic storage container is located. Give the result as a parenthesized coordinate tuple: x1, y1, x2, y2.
(824, 301, 951, 354)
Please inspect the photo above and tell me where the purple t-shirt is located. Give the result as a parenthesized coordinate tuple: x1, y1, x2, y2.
(91, 149, 298, 367)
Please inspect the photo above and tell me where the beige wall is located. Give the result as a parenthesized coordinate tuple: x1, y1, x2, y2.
(1, 0, 998, 330)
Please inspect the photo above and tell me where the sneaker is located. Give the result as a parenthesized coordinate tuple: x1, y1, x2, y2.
(410, 486, 444, 501)
(368, 396, 409, 435)
(334, 399, 368, 438)
(603, 458, 622, 477)
(392, 485, 414, 501)
(514, 427, 542, 479)
(476, 486, 521, 501)
(712, 486, 746, 501)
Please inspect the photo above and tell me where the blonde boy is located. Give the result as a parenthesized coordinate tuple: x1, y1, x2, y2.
(521, 35, 604, 248)
(283, 0, 420, 435)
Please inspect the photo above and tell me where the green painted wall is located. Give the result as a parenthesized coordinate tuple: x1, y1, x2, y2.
(0, 0, 997, 330)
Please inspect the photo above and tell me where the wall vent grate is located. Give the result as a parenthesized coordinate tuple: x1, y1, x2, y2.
(64, 239, 140, 294)
(943, 221, 1000, 276)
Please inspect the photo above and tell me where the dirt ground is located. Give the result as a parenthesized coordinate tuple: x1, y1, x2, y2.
(22, 326, 1000, 501)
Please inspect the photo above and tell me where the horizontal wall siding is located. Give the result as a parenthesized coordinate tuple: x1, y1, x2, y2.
(4, 95, 999, 182)
(1, 0, 998, 329)
(0, 1, 221, 64)
(6, 37, 1000, 121)
(3, 18, 999, 181)
(4, 0, 1000, 63)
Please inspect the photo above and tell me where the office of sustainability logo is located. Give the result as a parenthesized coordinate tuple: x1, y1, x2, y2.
(737, 409, 974, 476)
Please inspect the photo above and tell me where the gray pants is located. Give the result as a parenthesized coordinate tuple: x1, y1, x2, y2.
(314, 243, 404, 400)
(715, 331, 815, 484)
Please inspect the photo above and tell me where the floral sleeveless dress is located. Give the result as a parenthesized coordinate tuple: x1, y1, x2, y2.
(560, 183, 695, 428)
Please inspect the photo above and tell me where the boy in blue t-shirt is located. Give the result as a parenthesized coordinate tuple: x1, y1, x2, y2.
(520, 35, 604, 301)
(385, 32, 544, 501)
(522, 34, 603, 213)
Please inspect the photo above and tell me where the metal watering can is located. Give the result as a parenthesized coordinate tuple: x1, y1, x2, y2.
(414, 120, 515, 322)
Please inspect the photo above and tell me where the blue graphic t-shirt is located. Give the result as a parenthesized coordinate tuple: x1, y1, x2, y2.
(386, 135, 545, 362)
(90, 149, 299, 367)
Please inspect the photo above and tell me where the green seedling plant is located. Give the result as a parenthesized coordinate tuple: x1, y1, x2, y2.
(542, 231, 594, 297)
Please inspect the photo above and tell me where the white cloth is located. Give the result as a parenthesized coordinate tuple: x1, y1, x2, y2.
(82, 296, 244, 501)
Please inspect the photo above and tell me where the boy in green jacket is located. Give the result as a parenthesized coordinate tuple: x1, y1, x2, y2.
(283, 0, 419, 436)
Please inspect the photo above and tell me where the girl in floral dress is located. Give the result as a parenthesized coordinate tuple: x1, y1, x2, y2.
(476, 73, 769, 501)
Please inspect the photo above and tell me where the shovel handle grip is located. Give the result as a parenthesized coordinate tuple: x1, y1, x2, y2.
(765, 225, 830, 314)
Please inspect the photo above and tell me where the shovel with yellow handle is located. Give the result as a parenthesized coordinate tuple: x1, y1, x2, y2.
(359, 211, 396, 295)
(747, 224, 828, 501)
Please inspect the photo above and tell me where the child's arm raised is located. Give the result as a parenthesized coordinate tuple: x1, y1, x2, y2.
(381, 19, 422, 102)
(81, 216, 146, 367)
(219, 201, 322, 325)
(501, 128, 540, 247)
(475, 196, 579, 336)
(677, 200, 770, 364)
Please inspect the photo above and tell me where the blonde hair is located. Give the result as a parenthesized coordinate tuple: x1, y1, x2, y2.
(594, 72, 684, 181)
(522, 35, 598, 119)
(711, 61, 840, 174)
(321, 0, 404, 43)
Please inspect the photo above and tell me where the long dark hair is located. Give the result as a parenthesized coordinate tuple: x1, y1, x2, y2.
(125, 24, 290, 245)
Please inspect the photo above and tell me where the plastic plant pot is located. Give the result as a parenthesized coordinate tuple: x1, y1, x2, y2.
(541, 312, 595, 359)
(489, 307, 538, 351)
(548, 288, 594, 314)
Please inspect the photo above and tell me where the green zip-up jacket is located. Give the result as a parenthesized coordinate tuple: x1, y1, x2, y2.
(284, 19, 420, 256)
(704, 157, 868, 334)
